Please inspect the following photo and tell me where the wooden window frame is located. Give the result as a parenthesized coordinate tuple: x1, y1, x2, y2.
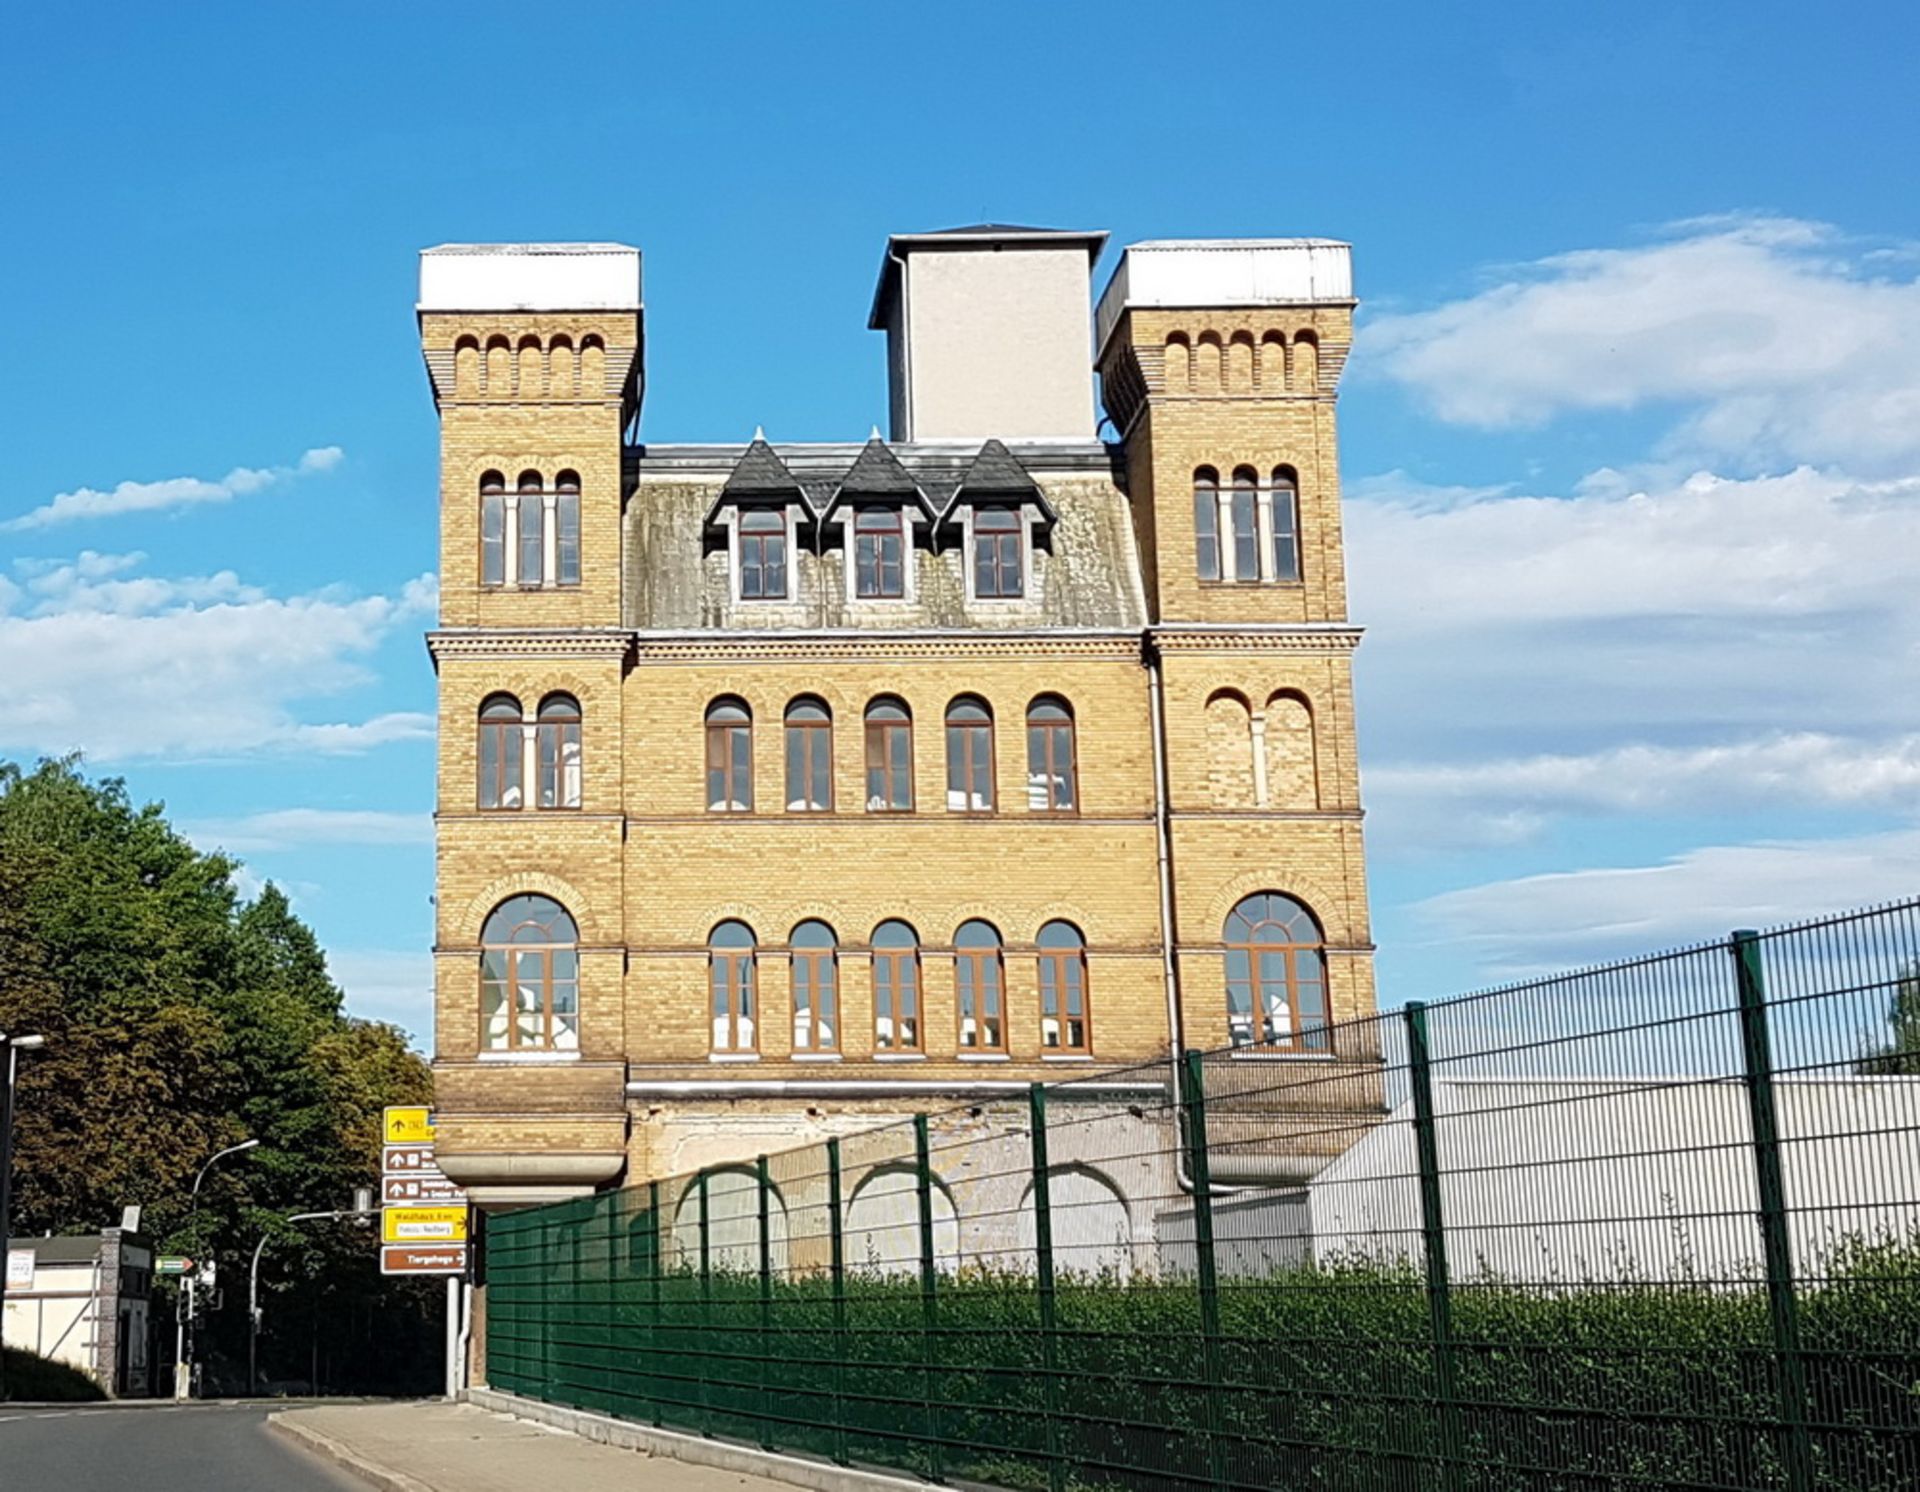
(1229, 470, 1260, 585)
(784, 703, 834, 812)
(854, 507, 906, 599)
(710, 937, 758, 1055)
(1026, 700, 1078, 814)
(480, 898, 578, 1053)
(1037, 928, 1091, 1054)
(480, 473, 507, 588)
(1193, 470, 1221, 581)
(1223, 895, 1330, 1053)
(534, 695, 583, 810)
(554, 472, 582, 588)
(972, 507, 1024, 599)
(790, 924, 839, 1054)
(477, 696, 523, 810)
(944, 699, 995, 813)
(516, 472, 545, 589)
(1270, 469, 1301, 583)
(706, 704, 754, 812)
(871, 926, 922, 1052)
(954, 924, 1007, 1053)
(864, 704, 914, 812)
(739, 508, 790, 601)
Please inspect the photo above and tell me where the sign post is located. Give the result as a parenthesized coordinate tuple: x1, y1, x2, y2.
(378, 1107, 468, 1277)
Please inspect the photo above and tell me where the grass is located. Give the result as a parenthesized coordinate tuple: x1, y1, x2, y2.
(2, 1345, 107, 1402)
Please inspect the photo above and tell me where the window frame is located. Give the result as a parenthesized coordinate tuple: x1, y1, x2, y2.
(853, 506, 907, 600)
(789, 920, 839, 1055)
(871, 921, 922, 1053)
(480, 894, 579, 1053)
(1222, 893, 1330, 1053)
(480, 472, 507, 587)
(783, 698, 834, 812)
(708, 921, 758, 1055)
(1229, 469, 1260, 585)
(944, 697, 995, 813)
(738, 507, 791, 602)
(554, 471, 582, 588)
(516, 470, 546, 588)
(534, 693, 583, 810)
(1037, 921, 1091, 1055)
(971, 506, 1024, 599)
(477, 694, 524, 811)
(1026, 697, 1078, 814)
(954, 921, 1007, 1054)
(1193, 468, 1221, 581)
(706, 700, 754, 812)
(864, 700, 914, 812)
(1269, 468, 1301, 583)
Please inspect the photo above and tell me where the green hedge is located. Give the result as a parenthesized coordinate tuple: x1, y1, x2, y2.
(1, 1346, 107, 1403)
(487, 1240, 1920, 1491)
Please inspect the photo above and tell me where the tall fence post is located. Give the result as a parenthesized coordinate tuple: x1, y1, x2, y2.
(914, 1113, 944, 1483)
(1029, 1082, 1067, 1492)
(1181, 1049, 1229, 1492)
(757, 1153, 774, 1451)
(827, 1136, 850, 1468)
(1406, 1001, 1464, 1491)
(1731, 929, 1815, 1492)
(648, 1178, 664, 1428)
(696, 1169, 712, 1437)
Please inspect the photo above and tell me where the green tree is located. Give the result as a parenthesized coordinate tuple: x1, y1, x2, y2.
(1858, 964, 1920, 1076)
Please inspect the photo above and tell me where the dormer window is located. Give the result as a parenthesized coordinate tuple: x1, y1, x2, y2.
(972, 507, 1023, 598)
(854, 508, 905, 598)
(738, 509, 789, 600)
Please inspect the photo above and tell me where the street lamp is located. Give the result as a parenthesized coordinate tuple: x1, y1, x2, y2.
(0, 1032, 50, 1403)
(248, 1188, 375, 1395)
(174, 1136, 260, 1400)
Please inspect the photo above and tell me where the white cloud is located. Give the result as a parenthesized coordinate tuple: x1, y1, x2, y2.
(0, 550, 435, 761)
(1414, 829, 1920, 977)
(183, 809, 431, 853)
(327, 948, 433, 1047)
(1362, 217, 1920, 472)
(3, 446, 346, 531)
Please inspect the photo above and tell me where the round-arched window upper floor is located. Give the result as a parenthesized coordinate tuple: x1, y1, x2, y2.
(1037, 920, 1090, 1054)
(478, 693, 583, 811)
(709, 919, 757, 1053)
(480, 894, 579, 1052)
(1222, 893, 1328, 1052)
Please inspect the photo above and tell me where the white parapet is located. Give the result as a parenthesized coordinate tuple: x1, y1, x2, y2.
(1095, 239, 1352, 357)
(418, 243, 642, 312)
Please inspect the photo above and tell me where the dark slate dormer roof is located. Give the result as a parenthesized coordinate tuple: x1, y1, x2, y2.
(704, 437, 809, 526)
(823, 437, 937, 519)
(942, 438, 1056, 523)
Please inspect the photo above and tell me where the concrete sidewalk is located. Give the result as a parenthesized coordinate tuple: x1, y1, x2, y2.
(271, 1401, 800, 1492)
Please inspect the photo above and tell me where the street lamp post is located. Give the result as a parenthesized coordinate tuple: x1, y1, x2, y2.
(173, 1137, 259, 1400)
(247, 1188, 374, 1396)
(0, 1032, 50, 1403)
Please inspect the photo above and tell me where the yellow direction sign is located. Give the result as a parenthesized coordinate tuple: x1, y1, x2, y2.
(382, 1205, 469, 1244)
(383, 1106, 435, 1144)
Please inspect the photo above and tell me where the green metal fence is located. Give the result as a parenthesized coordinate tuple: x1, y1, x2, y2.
(486, 899, 1920, 1489)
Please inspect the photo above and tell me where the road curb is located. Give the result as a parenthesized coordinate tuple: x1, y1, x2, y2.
(467, 1388, 960, 1492)
(267, 1412, 440, 1492)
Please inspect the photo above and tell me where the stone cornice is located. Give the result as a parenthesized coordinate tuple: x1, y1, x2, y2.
(1150, 623, 1362, 654)
(427, 629, 634, 661)
(632, 629, 1143, 664)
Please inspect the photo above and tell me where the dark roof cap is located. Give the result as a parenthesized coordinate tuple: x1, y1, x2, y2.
(827, 437, 934, 516)
(946, 439, 1054, 522)
(720, 438, 804, 500)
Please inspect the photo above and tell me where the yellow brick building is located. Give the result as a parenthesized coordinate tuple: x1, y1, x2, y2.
(417, 230, 1375, 1216)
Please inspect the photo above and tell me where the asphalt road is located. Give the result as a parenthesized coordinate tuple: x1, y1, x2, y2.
(0, 1401, 369, 1491)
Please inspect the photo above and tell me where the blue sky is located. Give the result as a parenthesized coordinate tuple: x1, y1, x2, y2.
(4, 2, 1918, 1039)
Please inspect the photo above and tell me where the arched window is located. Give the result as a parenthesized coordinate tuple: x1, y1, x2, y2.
(516, 470, 545, 586)
(739, 508, 788, 600)
(790, 920, 838, 1054)
(555, 471, 581, 587)
(709, 920, 757, 1053)
(1270, 467, 1300, 582)
(1193, 468, 1221, 581)
(1223, 893, 1328, 1051)
(972, 507, 1023, 598)
(864, 699, 913, 812)
(944, 696, 994, 812)
(1230, 468, 1260, 583)
(954, 920, 1005, 1052)
(480, 472, 507, 587)
(536, 694, 582, 809)
(854, 508, 906, 598)
(481, 894, 579, 1051)
(706, 699, 753, 812)
(477, 694, 524, 809)
(1026, 697, 1077, 813)
(784, 698, 832, 812)
(871, 920, 921, 1052)
(1037, 921, 1089, 1054)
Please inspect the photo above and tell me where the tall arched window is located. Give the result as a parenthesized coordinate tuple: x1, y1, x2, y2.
(1193, 468, 1221, 581)
(784, 698, 833, 812)
(709, 921, 757, 1053)
(954, 920, 1005, 1052)
(706, 699, 753, 812)
(944, 696, 994, 812)
(1230, 468, 1260, 583)
(790, 920, 838, 1054)
(480, 471, 507, 587)
(481, 894, 578, 1051)
(1270, 467, 1300, 582)
(555, 471, 582, 587)
(1223, 893, 1328, 1051)
(477, 694, 524, 809)
(864, 698, 913, 812)
(1037, 921, 1089, 1054)
(871, 920, 921, 1052)
(516, 470, 545, 586)
(535, 693, 582, 809)
(1026, 696, 1077, 813)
